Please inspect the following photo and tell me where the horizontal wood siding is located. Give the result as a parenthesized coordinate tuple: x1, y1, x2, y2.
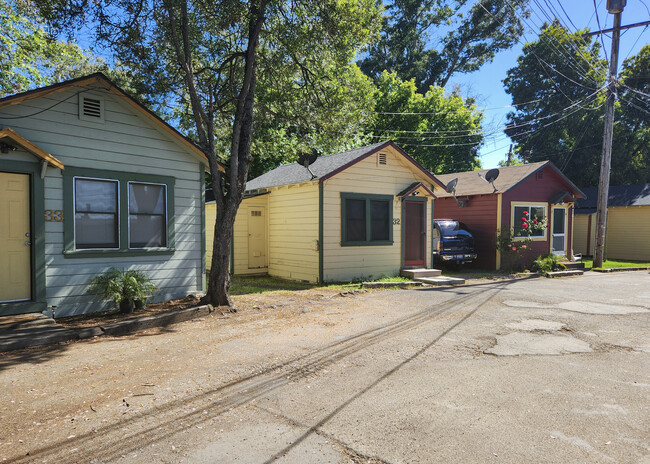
(323, 145, 435, 282)
(604, 206, 650, 260)
(0, 85, 204, 317)
(232, 195, 269, 275)
(502, 165, 578, 265)
(573, 214, 594, 256)
(433, 195, 498, 269)
(267, 184, 319, 282)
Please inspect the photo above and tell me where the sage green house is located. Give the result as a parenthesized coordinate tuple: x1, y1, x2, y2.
(0, 73, 220, 317)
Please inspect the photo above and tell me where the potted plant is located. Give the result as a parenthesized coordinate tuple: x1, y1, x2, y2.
(87, 268, 158, 314)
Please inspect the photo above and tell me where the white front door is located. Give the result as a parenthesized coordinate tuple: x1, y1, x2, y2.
(248, 206, 267, 269)
(551, 207, 566, 255)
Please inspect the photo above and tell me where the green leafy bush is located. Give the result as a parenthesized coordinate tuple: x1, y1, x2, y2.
(87, 268, 157, 312)
(531, 254, 566, 273)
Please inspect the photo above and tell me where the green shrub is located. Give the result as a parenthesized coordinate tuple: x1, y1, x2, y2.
(87, 268, 157, 311)
(531, 254, 566, 273)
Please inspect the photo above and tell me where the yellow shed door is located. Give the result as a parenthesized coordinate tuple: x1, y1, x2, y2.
(248, 206, 267, 269)
(0, 172, 31, 302)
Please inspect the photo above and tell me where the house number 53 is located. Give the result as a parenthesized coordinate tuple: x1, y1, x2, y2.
(45, 210, 64, 222)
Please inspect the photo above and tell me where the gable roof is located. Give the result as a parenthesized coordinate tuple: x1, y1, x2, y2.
(0, 73, 225, 172)
(575, 184, 650, 213)
(434, 161, 585, 199)
(245, 141, 444, 191)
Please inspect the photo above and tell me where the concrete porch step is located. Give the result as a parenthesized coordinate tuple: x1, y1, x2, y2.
(415, 276, 466, 286)
(545, 270, 584, 278)
(563, 261, 585, 270)
(400, 268, 442, 279)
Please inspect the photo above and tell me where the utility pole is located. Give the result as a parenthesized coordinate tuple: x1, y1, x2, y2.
(506, 144, 513, 166)
(594, 0, 625, 268)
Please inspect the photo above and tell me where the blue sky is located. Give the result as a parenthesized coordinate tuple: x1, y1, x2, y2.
(446, 0, 649, 169)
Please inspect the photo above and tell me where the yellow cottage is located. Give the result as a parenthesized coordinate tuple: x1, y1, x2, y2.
(207, 141, 445, 282)
(573, 184, 650, 260)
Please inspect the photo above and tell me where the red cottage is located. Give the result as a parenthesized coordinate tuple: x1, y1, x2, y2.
(434, 162, 585, 270)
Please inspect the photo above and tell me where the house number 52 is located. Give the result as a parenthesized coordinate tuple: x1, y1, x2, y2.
(393, 218, 400, 225)
(45, 210, 64, 222)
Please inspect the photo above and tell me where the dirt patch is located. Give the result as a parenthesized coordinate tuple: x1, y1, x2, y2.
(55, 288, 363, 331)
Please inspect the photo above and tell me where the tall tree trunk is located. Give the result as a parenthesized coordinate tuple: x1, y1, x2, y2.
(202, 0, 268, 308)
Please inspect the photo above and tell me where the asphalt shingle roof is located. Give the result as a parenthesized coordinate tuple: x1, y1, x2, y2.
(434, 161, 549, 197)
(575, 184, 650, 213)
(244, 142, 390, 191)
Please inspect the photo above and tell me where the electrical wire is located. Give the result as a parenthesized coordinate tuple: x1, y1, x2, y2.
(0, 89, 85, 120)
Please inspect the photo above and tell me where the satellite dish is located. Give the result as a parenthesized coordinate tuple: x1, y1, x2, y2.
(297, 150, 319, 180)
(445, 178, 465, 208)
(478, 168, 499, 193)
(485, 168, 499, 183)
(445, 178, 458, 194)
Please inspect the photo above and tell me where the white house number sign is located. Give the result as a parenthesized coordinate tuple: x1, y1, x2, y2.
(45, 210, 64, 222)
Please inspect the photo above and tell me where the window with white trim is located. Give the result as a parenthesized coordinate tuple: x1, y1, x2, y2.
(74, 177, 119, 249)
(513, 204, 546, 238)
(128, 182, 167, 248)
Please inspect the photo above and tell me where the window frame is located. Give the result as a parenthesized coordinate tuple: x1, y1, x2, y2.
(127, 181, 168, 250)
(511, 202, 548, 241)
(340, 192, 393, 246)
(73, 176, 120, 250)
(64, 167, 175, 258)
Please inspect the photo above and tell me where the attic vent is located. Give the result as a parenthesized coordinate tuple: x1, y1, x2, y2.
(79, 93, 104, 123)
(251, 210, 262, 217)
(536, 171, 544, 180)
(377, 152, 387, 166)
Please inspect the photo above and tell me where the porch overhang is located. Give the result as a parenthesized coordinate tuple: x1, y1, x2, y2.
(550, 190, 575, 204)
(398, 182, 437, 199)
(0, 128, 65, 171)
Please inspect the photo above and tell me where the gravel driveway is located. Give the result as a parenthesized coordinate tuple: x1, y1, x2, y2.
(1, 272, 648, 463)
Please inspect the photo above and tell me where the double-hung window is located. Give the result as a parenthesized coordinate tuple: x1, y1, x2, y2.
(74, 178, 119, 249)
(341, 193, 393, 246)
(129, 182, 167, 248)
(513, 204, 546, 238)
(65, 167, 175, 256)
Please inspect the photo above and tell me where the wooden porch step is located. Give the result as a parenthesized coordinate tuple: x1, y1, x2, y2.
(563, 261, 585, 270)
(400, 268, 442, 279)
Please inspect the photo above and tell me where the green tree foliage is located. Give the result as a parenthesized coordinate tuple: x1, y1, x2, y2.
(369, 71, 483, 173)
(504, 22, 650, 187)
(360, 0, 529, 92)
(35, 0, 381, 306)
(0, 0, 102, 96)
(503, 21, 607, 187)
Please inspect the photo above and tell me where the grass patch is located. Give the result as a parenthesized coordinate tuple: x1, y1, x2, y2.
(580, 258, 650, 270)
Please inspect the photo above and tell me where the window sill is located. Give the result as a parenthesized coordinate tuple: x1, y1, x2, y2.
(340, 241, 394, 247)
(513, 236, 546, 242)
(63, 248, 176, 259)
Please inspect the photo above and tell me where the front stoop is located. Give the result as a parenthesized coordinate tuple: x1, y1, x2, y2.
(545, 270, 584, 278)
(415, 276, 466, 286)
(400, 268, 442, 279)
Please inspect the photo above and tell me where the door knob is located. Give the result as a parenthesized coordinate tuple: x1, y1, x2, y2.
(25, 241, 31, 246)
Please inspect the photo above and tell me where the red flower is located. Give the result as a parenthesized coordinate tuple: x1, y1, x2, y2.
(512, 246, 517, 251)
(533, 220, 538, 224)
(522, 245, 527, 249)
(522, 217, 527, 222)
(522, 223, 529, 229)
(523, 211, 528, 215)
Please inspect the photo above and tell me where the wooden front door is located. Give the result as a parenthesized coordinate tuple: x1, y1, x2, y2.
(404, 201, 425, 267)
(0, 172, 31, 302)
(248, 206, 267, 269)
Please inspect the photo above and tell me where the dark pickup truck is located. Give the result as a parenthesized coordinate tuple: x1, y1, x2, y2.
(432, 219, 478, 267)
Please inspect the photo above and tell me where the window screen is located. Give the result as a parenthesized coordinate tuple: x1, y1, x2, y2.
(74, 178, 119, 249)
(370, 200, 389, 241)
(345, 198, 366, 242)
(129, 183, 167, 248)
